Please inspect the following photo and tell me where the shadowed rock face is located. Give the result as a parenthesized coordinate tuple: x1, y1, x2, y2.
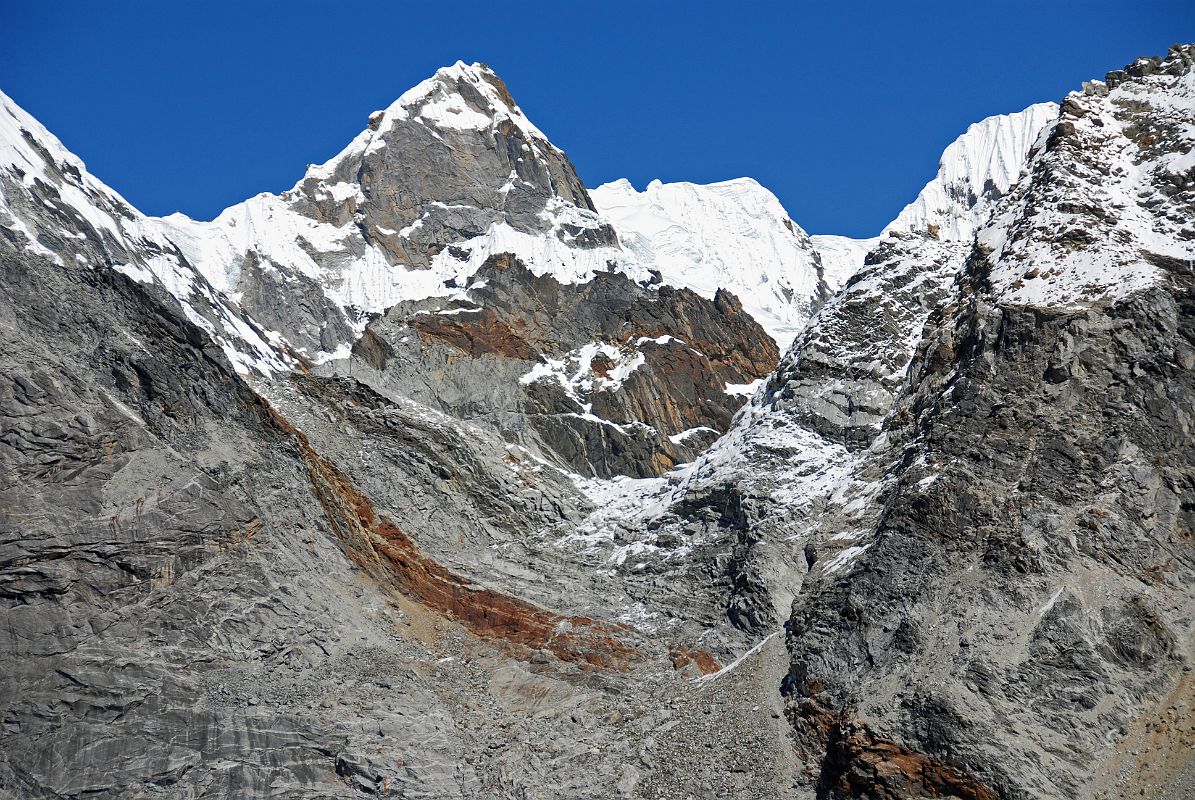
(787, 251, 1195, 800)
(349, 252, 780, 478)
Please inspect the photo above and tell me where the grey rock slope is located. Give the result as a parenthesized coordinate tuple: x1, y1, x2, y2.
(0, 80, 792, 800)
(549, 43, 1195, 800)
(0, 241, 391, 797)
(780, 44, 1195, 800)
(1, 42, 1193, 800)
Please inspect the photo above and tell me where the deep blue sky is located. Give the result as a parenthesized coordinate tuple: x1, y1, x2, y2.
(2, 2, 1191, 237)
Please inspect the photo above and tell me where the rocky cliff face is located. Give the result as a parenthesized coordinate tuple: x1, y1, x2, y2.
(779, 43, 1195, 800)
(351, 252, 778, 478)
(548, 43, 1195, 800)
(1, 43, 1193, 800)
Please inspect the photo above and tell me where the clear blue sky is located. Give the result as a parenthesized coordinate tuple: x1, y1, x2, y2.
(2, 1, 1191, 237)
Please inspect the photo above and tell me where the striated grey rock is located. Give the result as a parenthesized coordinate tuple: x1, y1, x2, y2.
(344, 252, 779, 478)
(0, 227, 763, 800)
(0, 241, 464, 798)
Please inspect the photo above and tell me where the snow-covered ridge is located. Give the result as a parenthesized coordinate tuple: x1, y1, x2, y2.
(797, 103, 1060, 310)
(980, 52, 1195, 308)
(884, 102, 1059, 241)
(2, 90, 97, 191)
(591, 177, 826, 349)
(2, 62, 1109, 387)
(303, 61, 554, 185)
(154, 200, 637, 319)
(0, 88, 133, 265)
(0, 89, 290, 377)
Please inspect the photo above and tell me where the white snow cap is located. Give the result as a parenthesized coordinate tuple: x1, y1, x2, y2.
(392, 61, 551, 139)
(884, 102, 1059, 241)
(591, 177, 824, 349)
(979, 66, 1195, 308)
(1, 89, 86, 186)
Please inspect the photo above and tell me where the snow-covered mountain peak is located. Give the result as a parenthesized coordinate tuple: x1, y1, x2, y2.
(591, 177, 827, 348)
(147, 63, 630, 360)
(394, 61, 551, 140)
(302, 61, 554, 186)
(883, 102, 1059, 241)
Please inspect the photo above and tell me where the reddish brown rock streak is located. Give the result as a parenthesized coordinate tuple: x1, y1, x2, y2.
(818, 718, 997, 800)
(260, 399, 638, 669)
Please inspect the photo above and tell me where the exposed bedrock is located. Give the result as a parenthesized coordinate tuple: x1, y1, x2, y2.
(785, 251, 1195, 800)
(345, 252, 779, 478)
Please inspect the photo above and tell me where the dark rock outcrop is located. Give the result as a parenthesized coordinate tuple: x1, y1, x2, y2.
(782, 45, 1195, 800)
(349, 252, 780, 478)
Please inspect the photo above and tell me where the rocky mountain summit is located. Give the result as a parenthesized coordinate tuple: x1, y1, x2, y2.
(1, 44, 1193, 800)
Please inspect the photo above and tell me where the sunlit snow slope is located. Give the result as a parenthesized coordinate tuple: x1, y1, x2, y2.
(884, 102, 1059, 241)
(590, 178, 827, 348)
